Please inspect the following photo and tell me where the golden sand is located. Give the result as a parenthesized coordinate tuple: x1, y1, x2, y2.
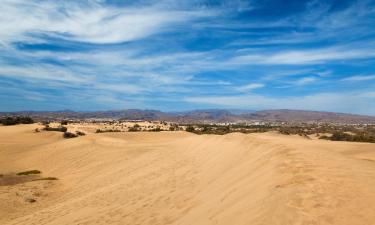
(1, 124, 375, 225)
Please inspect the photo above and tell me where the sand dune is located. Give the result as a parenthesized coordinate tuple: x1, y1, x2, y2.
(1, 124, 375, 225)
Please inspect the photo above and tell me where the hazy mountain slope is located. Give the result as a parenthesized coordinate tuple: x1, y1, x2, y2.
(243, 109, 375, 123)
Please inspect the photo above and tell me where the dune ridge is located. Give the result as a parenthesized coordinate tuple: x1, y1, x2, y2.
(1, 125, 375, 225)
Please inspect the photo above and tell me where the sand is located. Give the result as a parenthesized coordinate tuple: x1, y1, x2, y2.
(1, 124, 375, 225)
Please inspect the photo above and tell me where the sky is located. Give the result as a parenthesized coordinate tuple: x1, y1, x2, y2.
(0, 0, 375, 115)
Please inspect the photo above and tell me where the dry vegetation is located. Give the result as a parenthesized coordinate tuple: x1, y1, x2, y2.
(0, 116, 34, 126)
(0, 170, 57, 186)
(184, 123, 375, 143)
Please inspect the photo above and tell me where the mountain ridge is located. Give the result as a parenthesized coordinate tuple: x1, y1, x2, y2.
(1, 109, 375, 124)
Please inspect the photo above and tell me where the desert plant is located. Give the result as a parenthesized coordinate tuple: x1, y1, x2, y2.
(17, 170, 41, 176)
(41, 121, 50, 125)
(129, 124, 141, 132)
(186, 126, 195, 132)
(150, 127, 162, 132)
(63, 132, 78, 138)
(76, 131, 86, 136)
(0, 116, 34, 125)
(45, 126, 67, 132)
(33, 177, 58, 181)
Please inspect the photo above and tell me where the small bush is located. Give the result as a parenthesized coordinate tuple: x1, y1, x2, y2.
(25, 198, 37, 203)
(149, 126, 162, 132)
(63, 132, 78, 138)
(95, 129, 121, 133)
(319, 135, 329, 140)
(41, 121, 50, 126)
(45, 126, 67, 132)
(186, 126, 195, 132)
(34, 177, 58, 181)
(76, 131, 85, 136)
(129, 124, 141, 132)
(61, 120, 68, 125)
(17, 170, 41, 176)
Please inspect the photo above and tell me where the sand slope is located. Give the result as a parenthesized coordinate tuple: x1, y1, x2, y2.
(1, 125, 375, 225)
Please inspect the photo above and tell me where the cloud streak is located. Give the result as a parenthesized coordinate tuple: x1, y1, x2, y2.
(0, 0, 215, 45)
(341, 75, 375, 82)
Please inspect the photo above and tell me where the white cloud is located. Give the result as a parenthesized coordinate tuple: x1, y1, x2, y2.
(341, 75, 375, 82)
(0, 0, 214, 45)
(237, 83, 264, 92)
(94, 83, 144, 94)
(294, 77, 316, 86)
(229, 46, 375, 65)
(0, 64, 89, 83)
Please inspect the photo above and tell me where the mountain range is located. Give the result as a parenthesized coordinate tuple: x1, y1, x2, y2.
(1, 109, 375, 124)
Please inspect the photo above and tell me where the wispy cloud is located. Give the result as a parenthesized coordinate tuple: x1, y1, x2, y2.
(294, 77, 317, 86)
(341, 75, 375, 82)
(237, 83, 264, 92)
(229, 45, 375, 65)
(0, 0, 215, 45)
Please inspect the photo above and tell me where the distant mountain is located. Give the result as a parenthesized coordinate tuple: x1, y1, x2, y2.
(242, 109, 375, 124)
(172, 109, 236, 123)
(1, 109, 375, 124)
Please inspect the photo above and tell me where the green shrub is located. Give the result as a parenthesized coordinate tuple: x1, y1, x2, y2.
(186, 126, 195, 132)
(45, 126, 67, 132)
(319, 132, 375, 143)
(129, 124, 141, 132)
(150, 127, 162, 132)
(96, 129, 121, 133)
(0, 116, 34, 126)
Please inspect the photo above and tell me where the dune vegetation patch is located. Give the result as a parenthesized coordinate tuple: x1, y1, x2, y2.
(63, 131, 86, 138)
(0, 170, 58, 186)
(44, 125, 67, 132)
(33, 177, 58, 181)
(0, 173, 37, 186)
(182, 123, 375, 142)
(0, 116, 34, 126)
(17, 170, 41, 176)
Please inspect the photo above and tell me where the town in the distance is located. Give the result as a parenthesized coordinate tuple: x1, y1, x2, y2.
(1, 109, 375, 143)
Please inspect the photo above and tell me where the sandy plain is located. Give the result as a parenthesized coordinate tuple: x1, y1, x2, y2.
(1, 124, 375, 225)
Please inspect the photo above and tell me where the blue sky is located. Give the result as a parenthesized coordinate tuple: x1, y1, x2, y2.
(0, 0, 375, 115)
